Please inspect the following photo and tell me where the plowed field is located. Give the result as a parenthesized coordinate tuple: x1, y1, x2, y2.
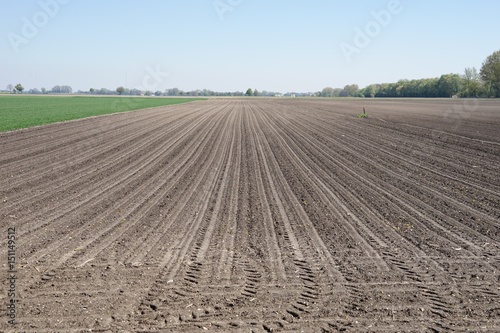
(1, 99, 499, 332)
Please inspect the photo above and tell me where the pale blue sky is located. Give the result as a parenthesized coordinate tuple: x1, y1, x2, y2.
(1, 0, 499, 93)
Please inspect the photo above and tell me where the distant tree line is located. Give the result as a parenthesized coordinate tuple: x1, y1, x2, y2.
(5, 84, 289, 98)
(87, 87, 285, 97)
(320, 84, 360, 98)
(321, 49, 500, 98)
(7, 50, 498, 98)
(4, 84, 73, 95)
(5, 83, 25, 94)
(359, 72, 484, 98)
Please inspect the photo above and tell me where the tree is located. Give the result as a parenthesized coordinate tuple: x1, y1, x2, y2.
(61, 85, 73, 94)
(321, 87, 335, 97)
(41, 87, 46, 94)
(116, 86, 125, 95)
(253, 89, 259, 96)
(395, 79, 409, 97)
(480, 50, 500, 97)
(437, 74, 462, 97)
(165, 88, 181, 96)
(14, 83, 24, 93)
(155, 90, 162, 96)
(339, 84, 359, 97)
(6, 84, 13, 93)
(363, 84, 377, 98)
(420, 78, 439, 97)
(462, 67, 481, 97)
(245, 88, 253, 96)
(89, 88, 95, 94)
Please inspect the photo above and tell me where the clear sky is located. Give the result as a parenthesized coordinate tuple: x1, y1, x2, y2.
(1, 0, 499, 93)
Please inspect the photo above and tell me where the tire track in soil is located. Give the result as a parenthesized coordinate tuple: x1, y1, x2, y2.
(2, 100, 234, 330)
(214, 102, 244, 283)
(254, 103, 418, 331)
(251, 102, 419, 332)
(308, 114, 500, 237)
(282, 102, 500, 290)
(382, 252, 461, 332)
(0, 103, 220, 244)
(256, 103, 391, 271)
(181, 104, 289, 331)
(273, 103, 498, 265)
(254, 105, 391, 330)
(132, 103, 241, 329)
(1, 98, 500, 332)
(134, 103, 285, 332)
(246, 104, 347, 331)
(278, 100, 500, 330)
(276, 103, 498, 249)
(254, 100, 500, 332)
(92, 103, 235, 266)
(14, 103, 226, 270)
(69, 107, 230, 270)
(242, 102, 287, 283)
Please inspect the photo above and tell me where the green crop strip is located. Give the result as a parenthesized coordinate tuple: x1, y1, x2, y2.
(0, 95, 206, 132)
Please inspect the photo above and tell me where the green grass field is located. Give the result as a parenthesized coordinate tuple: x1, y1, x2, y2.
(0, 95, 205, 132)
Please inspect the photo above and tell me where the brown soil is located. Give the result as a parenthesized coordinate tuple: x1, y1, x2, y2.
(1, 99, 499, 332)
